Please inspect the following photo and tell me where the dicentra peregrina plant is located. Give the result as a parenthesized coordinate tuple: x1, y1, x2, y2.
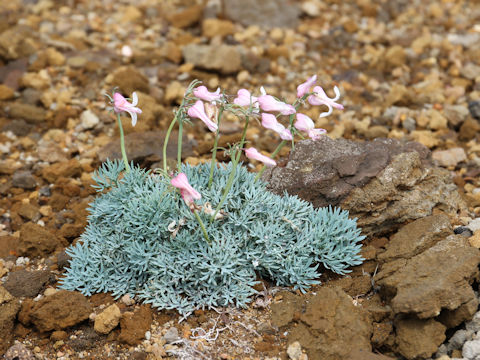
(60, 75, 363, 315)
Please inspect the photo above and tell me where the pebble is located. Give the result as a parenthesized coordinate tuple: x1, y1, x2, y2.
(431, 148, 467, 167)
(80, 110, 100, 130)
(287, 341, 303, 360)
(12, 170, 37, 189)
(467, 218, 480, 233)
(94, 304, 121, 334)
(463, 339, 480, 359)
(469, 101, 480, 120)
(163, 327, 180, 344)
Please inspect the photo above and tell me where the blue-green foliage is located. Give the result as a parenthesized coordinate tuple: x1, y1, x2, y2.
(60, 160, 364, 314)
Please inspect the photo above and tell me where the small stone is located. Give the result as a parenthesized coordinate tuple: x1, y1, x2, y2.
(80, 110, 99, 130)
(163, 327, 179, 343)
(0, 84, 15, 100)
(460, 63, 480, 80)
(468, 218, 480, 233)
(448, 329, 474, 351)
(0, 286, 14, 305)
(468, 101, 480, 120)
(182, 44, 242, 74)
(454, 226, 473, 237)
(120, 294, 135, 306)
(166, 4, 203, 28)
(224, 0, 300, 28)
(3, 270, 54, 298)
(45, 48, 66, 66)
(463, 339, 480, 359)
(66, 56, 87, 68)
(164, 81, 185, 104)
(4, 343, 34, 360)
(12, 170, 37, 189)
(8, 103, 46, 124)
(121, 5, 142, 22)
(444, 105, 469, 127)
(301, 1, 320, 17)
(385, 45, 406, 68)
(287, 341, 302, 360)
(18, 222, 62, 258)
(94, 304, 121, 334)
(469, 231, 480, 248)
(432, 148, 467, 167)
(19, 290, 92, 332)
(202, 18, 235, 38)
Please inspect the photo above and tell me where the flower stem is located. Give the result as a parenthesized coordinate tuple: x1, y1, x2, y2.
(194, 210, 210, 243)
(177, 117, 183, 172)
(208, 106, 224, 189)
(163, 115, 178, 173)
(255, 140, 287, 181)
(211, 116, 249, 222)
(116, 113, 130, 173)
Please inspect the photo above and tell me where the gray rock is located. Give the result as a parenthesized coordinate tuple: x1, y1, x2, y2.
(1, 119, 33, 137)
(469, 101, 480, 121)
(449, 329, 475, 351)
(163, 327, 180, 343)
(182, 44, 242, 74)
(468, 218, 480, 233)
(264, 137, 464, 236)
(466, 312, 480, 333)
(3, 270, 54, 298)
(444, 105, 469, 127)
(463, 339, 480, 360)
(12, 170, 37, 190)
(223, 0, 300, 28)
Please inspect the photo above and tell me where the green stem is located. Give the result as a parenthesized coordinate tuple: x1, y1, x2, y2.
(255, 140, 287, 181)
(163, 116, 178, 173)
(208, 106, 224, 189)
(177, 117, 183, 172)
(235, 115, 249, 163)
(194, 210, 210, 243)
(117, 114, 130, 173)
(211, 116, 249, 222)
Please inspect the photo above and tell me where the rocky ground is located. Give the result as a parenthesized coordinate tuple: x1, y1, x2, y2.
(1, 0, 480, 359)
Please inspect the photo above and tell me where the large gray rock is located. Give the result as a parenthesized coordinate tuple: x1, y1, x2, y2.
(223, 0, 300, 29)
(264, 137, 465, 236)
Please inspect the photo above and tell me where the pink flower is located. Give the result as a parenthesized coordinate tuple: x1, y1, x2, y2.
(187, 100, 218, 132)
(193, 86, 222, 102)
(261, 113, 293, 141)
(296, 75, 317, 98)
(294, 113, 327, 140)
(171, 173, 201, 207)
(257, 95, 296, 115)
(244, 147, 276, 167)
(113, 92, 142, 126)
(233, 89, 259, 108)
(307, 86, 344, 118)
